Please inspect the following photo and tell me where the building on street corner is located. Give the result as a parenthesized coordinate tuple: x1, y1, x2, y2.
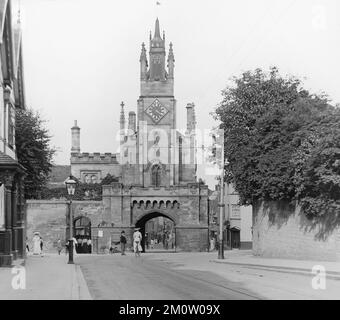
(224, 183, 252, 249)
(208, 183, 252, 250)
(0, 0, 27, 267)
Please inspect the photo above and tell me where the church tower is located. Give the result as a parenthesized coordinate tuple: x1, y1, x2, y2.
(137, 18, 177, 187)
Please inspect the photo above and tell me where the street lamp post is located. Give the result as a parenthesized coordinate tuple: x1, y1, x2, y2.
(216, 131, 229, 260)
(65, 176, 76, 264)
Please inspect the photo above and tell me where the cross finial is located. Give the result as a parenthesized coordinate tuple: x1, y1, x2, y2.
(120, 101, 125, 108)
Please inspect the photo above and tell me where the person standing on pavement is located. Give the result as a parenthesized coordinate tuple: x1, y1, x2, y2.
(32, 233, 41, 255)
(40, 237, 43, 254)
(120, 231, 127, 255)
(87, 239, 92, 253)
(26, 237, 30, 253)
(57, 238, 62, 255)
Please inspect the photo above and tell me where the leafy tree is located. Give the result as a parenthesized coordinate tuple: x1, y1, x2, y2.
(293, 109, 340, 218)
(16, 108, 56, 199)
(212, 67, 340, 218)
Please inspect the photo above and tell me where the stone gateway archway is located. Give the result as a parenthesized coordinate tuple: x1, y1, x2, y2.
(100, 182, 209, 252)
(135, 211, 176, 252)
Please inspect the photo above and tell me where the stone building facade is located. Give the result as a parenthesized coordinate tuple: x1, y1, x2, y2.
(0, 0, 27, 267)
(224, 183, 252, 249)
(69, 19, 209, 252)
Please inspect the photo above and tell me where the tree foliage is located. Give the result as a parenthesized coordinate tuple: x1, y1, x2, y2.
(212, 67, 340, 218)
(16, 108, 56, 199)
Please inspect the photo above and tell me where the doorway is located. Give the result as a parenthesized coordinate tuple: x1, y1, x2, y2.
(73, 216, 92, 253)
(230, 227, 240, 249)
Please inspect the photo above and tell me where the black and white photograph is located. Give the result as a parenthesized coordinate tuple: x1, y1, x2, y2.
(0, 0, 340, 309)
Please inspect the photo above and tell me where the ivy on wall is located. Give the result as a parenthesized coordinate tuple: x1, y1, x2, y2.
(40, 174, 119, 201)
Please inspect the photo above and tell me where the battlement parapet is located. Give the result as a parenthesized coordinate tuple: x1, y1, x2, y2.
(101, 182, 209, 197)
(71, 152, 119, 164)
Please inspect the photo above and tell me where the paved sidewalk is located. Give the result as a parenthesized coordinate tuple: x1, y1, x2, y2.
(0, 253, 91, 300)
(210, 250, 340, 278)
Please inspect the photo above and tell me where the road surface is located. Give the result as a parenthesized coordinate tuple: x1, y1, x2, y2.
(77, 254, 263, 300)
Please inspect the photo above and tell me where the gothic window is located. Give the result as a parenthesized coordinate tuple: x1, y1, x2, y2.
(151, 165, 161, 187)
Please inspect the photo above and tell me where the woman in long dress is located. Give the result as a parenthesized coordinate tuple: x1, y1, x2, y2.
(32, 234, 41, 255)
(72, 237, 77, 256)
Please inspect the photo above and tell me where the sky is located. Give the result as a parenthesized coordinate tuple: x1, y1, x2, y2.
(15, 0, 340, 188)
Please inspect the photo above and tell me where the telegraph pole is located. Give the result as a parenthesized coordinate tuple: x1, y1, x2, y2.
(218, 140, 225, 259)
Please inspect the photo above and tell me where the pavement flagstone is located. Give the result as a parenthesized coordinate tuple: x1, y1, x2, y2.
(0, 253, 91, 300)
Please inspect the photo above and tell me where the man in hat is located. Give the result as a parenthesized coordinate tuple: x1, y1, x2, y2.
(133, 227, 142, 256)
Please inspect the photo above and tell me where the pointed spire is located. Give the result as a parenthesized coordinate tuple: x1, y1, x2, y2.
(168, 42, 174, 59)
(167, 42, 175, 79)
(140, 42, 147, 61)
(154, 17, 161, 38)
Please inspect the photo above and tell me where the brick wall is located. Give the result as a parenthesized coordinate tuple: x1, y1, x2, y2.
(253, 201, 340, 261)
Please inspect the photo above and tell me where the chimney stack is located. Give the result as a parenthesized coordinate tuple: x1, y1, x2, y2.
(71, 120, 80, 153)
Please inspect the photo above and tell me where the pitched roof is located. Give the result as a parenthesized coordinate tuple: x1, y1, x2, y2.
(0, 151, 18, 165)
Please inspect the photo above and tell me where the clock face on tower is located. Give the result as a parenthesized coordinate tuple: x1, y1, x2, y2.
(145, 99, 169, 123)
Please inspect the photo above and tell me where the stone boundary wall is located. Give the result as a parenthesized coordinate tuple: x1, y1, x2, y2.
(253, 201, 340, 261)
(26, 200, 103, 253)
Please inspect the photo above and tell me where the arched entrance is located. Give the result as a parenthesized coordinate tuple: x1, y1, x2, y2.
(73, 216, 91, 254)
(135, 212, 176, 253)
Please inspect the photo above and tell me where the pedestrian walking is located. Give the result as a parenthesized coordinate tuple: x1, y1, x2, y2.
(32, 232, 41, 255)
(133, 228, 142, 257)
(40, 237, 43, 254)
(120, 231, 127, 255)
(87, 239, 92, 253)
(145, 233, 149, 250)
(26, 237, 30, 253)
(65, 241, 69, 255)
(57, 238, 62, 255)
(82, 238, 88, 253)
(209, 236, 215, 251)
(77, 237, 82, 253)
